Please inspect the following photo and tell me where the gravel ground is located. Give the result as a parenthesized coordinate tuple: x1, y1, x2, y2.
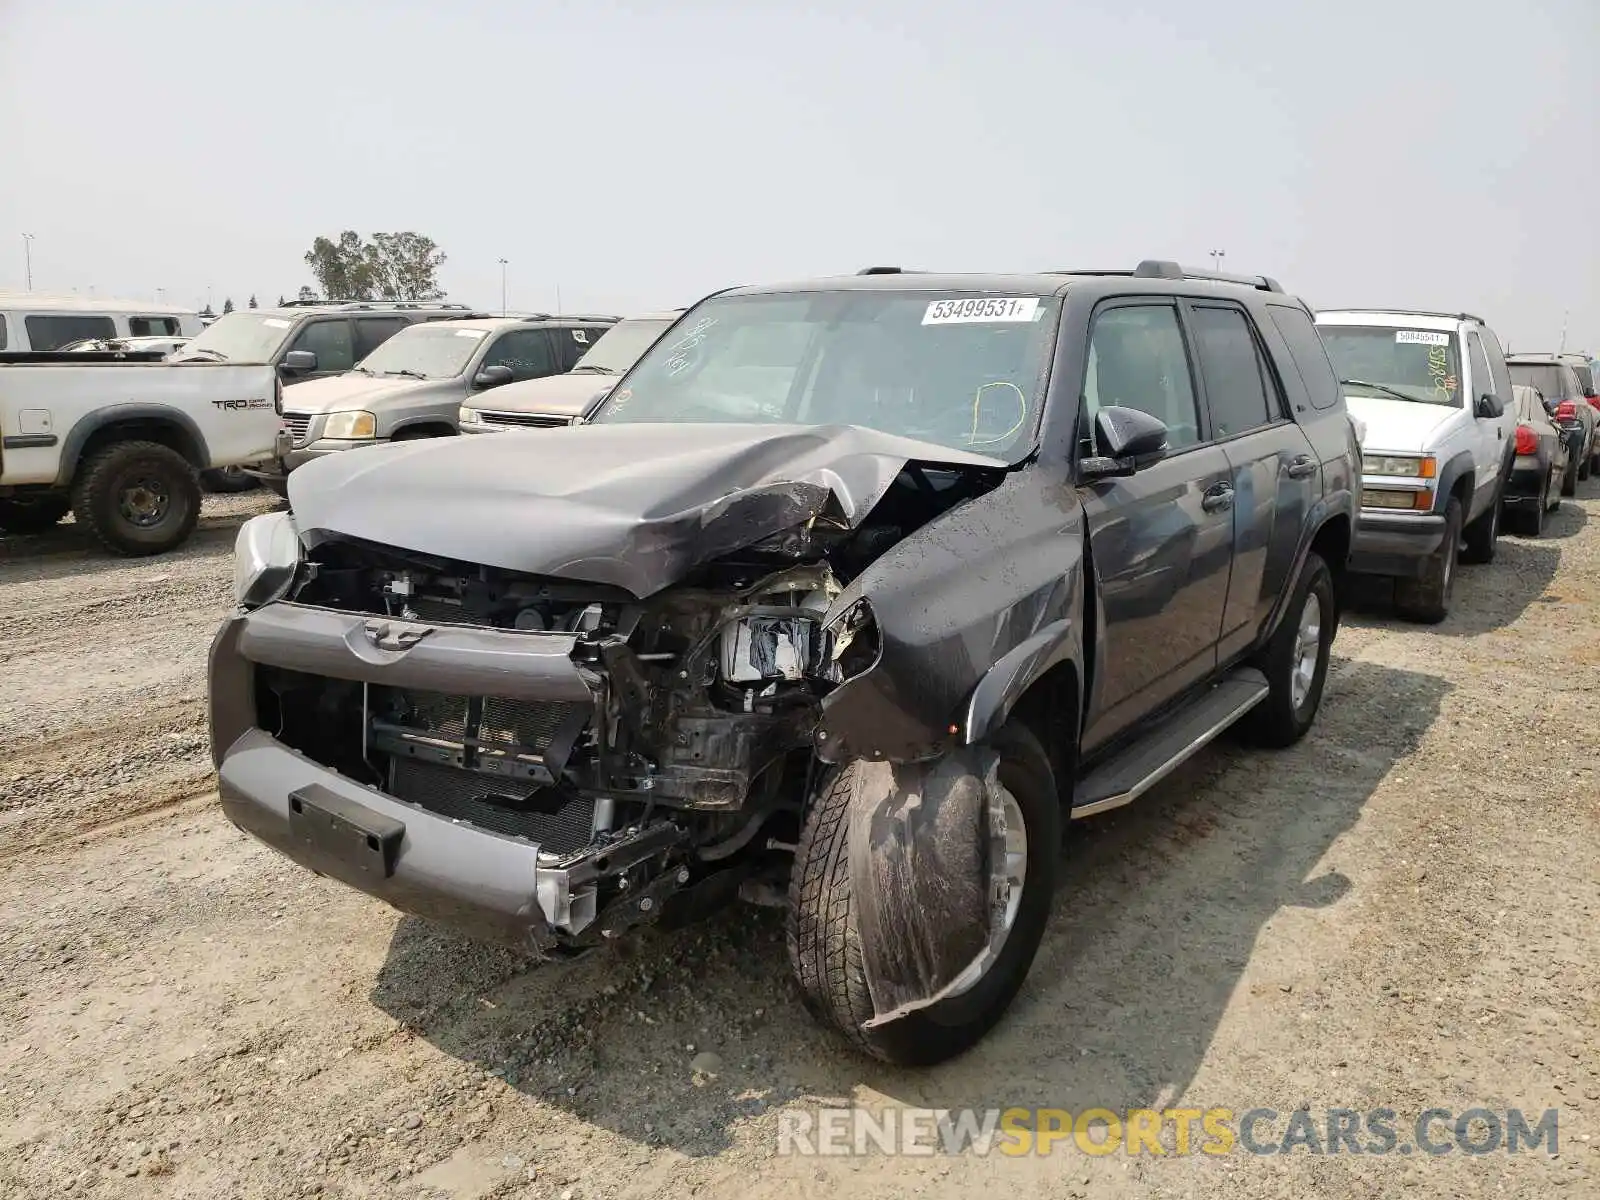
(1, 484, 1597, 1199)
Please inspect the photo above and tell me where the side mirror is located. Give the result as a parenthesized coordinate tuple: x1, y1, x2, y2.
(473, 364, 514, 389)
(1080, 405, 1169, 480)
(1474, 393, 1504, 419)
(281, 349, 317, 374)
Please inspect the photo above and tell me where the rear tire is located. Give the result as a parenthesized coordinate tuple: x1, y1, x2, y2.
(1394, 496, 1460, 624)
(1563, 455, 1579, 496)
(1517, 478, 1549, 537)
(0, 494, 71, 535)
(70, 441, 201, 557)
(788, 723, 1059, 1065)
(1240, 551, 1336, 748)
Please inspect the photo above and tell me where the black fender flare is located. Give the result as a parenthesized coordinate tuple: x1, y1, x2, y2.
(387, 416, 459, 439)
(1433, 449, 1477, 515)
(56, 403, 210, 487)
(958, 617, 1081, 747)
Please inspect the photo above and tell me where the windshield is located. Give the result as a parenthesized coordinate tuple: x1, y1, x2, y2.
(357, 323, 487, 378)
(1509, 364, 1571, 400)
(178, 311, 296, 363)
(572, 316, 676, 373)
(1319, 325, 1462, 406)
(588, 290, 1062, 462)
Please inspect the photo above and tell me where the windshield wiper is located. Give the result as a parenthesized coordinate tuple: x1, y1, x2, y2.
(381, 369, 427, 380)
(571, 364, 616, 374)
(1341, 378, 1424, 405)
(351, 364, 374, 375)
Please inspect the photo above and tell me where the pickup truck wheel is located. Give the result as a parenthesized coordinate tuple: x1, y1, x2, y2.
(1239, 551, 1335, 748)
(200, 466, 260, 494)
(787, 723, 1059, 1065)
(1460, 488, 1501, 564)
(71, 441, 201, 557)
(1393, 497, 1461, 624)
(0, 494, 72, 535)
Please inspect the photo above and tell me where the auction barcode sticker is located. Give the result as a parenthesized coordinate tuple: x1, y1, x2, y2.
(923, 297, 1041, 325)
(1395, 330, 1450, 345)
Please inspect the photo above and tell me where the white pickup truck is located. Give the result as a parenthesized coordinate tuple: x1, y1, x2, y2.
(1315, 309, 1518, 623)
(0, 353, 282, 554)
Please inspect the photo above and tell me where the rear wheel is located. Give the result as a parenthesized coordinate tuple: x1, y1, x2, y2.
(0, 494, 71, 535)
(1563, 454, 1580, 496)
(1394, 496, 1460, 624)
(70, 440, 201, 556)
(1517, 480, 1547, 537)
(788, 723, 1059, 1065)
(1240, 551, 1336, 747)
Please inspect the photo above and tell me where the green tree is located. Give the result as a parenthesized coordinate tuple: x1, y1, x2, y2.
(277, 294, 287, 306)
(296, 286, 318, 302)
(302, 230, 446, 302)
(222, 297, 235, 314)
(248, 294, 258, 309)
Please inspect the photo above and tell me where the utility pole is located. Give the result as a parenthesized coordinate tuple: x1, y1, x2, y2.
(498, 258, 509, 316)
(22, 233, 34, 289)
(1209, 248, 1226, 271)
(1558, 309, 1569, 355)
(556, 283, 563, 314)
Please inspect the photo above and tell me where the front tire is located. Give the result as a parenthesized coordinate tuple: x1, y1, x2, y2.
(70, 441, 201, 556)
(1394, 496, 1461, 624)
(0, 494, 71, 535)
(788, 723, 1060, 1065)
(1240, 551, 1336, 748)
(1460, 487, 1501, 564)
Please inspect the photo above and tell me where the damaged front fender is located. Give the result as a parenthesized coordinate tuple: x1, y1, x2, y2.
(844, 746, 1012, 1029)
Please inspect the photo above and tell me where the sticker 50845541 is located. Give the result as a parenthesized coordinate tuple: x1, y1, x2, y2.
(1395, 330, 1451, 345)
(923, 297, 1041, 325)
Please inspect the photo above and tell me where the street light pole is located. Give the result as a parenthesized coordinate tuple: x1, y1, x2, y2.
(22, 233, 34, 290)
(1209, 248, 1226, 271)
(498, 258, 509, 316)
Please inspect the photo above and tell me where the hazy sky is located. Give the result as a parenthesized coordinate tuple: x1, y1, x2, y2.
(2, 0, 1596, 350)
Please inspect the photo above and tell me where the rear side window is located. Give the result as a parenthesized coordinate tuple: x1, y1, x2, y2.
(1267, 304, 1342, 411)
(1189, 304, 1276, 438)
(25, 314, 115, 351)
(290, 319, 355, 373)
(129, 316, 180, 337)
(0, 314, 7, 350)
(353, 317, 411, 360)
(1572, 363, 1596, 397)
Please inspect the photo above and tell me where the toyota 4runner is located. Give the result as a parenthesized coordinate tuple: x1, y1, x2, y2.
(210, 261, 1356, 1065)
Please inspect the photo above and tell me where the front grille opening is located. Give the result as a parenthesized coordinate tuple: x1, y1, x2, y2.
(256, 667, 377, 784)
(388, 758, 596, 852)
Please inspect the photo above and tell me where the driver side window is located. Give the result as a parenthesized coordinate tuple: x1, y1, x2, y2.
(1083, 304, 1200, 452)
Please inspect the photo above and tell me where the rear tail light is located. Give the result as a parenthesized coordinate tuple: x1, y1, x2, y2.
(1588, 397, 1600, 413)
(1514, 425, 1539, 455)
(1556, 399, 1577, 420)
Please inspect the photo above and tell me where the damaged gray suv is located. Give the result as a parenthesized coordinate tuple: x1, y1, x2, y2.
(210, 261, 1357, 1064)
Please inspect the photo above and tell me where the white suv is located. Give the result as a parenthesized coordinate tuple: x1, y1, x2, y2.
(1316, 309, 1518, 623)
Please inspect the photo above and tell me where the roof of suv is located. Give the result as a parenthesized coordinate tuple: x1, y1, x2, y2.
(1316, 309, 1483, 331)
(1504, 352, 1571, 363)
(416, 315, 615, 334)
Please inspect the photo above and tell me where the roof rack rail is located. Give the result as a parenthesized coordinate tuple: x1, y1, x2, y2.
(276, 299, 476, 311)
(552, 313, 622, 322)
(1050, 262, 1283, 293)
(1323, 307, 1486, 325)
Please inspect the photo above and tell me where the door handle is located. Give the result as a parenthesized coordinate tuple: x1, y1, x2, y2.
(1285, 455, 1316, 479)
(1201, 484, 1234, 513)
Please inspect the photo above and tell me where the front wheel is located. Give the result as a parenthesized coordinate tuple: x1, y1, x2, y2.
(788, 723, 1060, 1065)
(0, 494, 71, 535)
(1394, 497, 1461, 624)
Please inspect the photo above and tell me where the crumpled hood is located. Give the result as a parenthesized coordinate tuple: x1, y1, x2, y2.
(281, 372, 435, 415)
(477, 371, 617, 420)
(288, 422, 1006, 596)
(1344, 395, 1463, 453)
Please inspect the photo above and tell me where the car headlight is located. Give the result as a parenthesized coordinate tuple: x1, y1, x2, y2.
(1361, 453, 1436, 479)
(323, 409, 377, 439)
(458, 406, 481, 425)
(233, 511, 301, 609)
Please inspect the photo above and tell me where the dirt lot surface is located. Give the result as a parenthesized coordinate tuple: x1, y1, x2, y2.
(2, 486, 1597, 1200)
